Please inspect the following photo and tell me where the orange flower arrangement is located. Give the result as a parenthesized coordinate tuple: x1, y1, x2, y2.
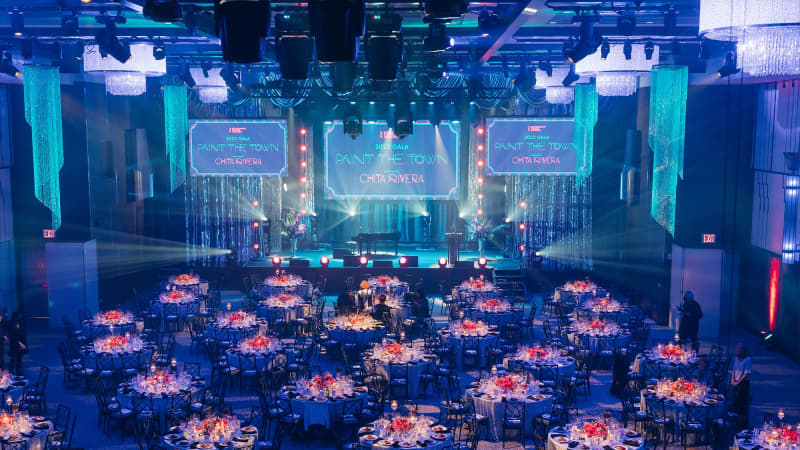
(582, 422, 608, 438)
(670, 378, 695, 394)
(589, 320, 605, 329)
(495, 375, 516, 391)
(249, 336, 272, 350)
(177, 274, 193, 282)
(200, 417, 229, 435)
(527, 347, 547, 359)
(385, 343, 403, 355)
(308, 374, 336, 390)
(103, 311, 123, 321)
(389, 417, 411, 433)
(661, 344, 684, 358)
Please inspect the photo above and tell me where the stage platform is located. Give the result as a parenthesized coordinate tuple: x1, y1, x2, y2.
(240, 247, 522, 293)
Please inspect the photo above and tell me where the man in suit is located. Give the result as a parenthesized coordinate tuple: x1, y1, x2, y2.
(372, 294, 392, 322)
(677, 291, 703, 352)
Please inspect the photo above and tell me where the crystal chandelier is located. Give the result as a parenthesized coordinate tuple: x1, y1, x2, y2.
(699, 0, 800, 77)
(105, 72, 146, 96)
(595, 73, 639, 96)
(191, 67, 228, 103)
(545, 87, 574, 104)
(84, 43, 166, 96)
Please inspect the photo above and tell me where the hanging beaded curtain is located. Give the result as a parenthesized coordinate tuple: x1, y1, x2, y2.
(321, 201, 456, 244)
(648, 65, 688, 236)
(497, 98, 592, 270)
(574, 84, 598, 186)
(164, 83, 188, 192)
(23, 65, 64, 231)
(185, 97, 285, 263)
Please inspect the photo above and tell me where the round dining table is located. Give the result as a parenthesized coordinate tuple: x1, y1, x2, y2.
(357, 417, 454, 449)
(0, 374, 28, 404)
(439, 330, 499, 370)
(546, 423, 645, 450)
(639, 386, 725, 434)
(466, 388, 554, 441)
(281, 384, 370, 430)
(161, 420, 256, 449)
(0, 415, 52, 450)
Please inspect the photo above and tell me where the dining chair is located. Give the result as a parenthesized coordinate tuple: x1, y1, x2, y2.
(681, 404, 710, 449)
(3, 440, 27, 450)
(388, 363, 410, 400)
(501, 399, 526, 447)
(54, 403, 71, 432)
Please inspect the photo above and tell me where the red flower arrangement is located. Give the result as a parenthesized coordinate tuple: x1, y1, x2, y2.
(389, 418, 411, 433)
(169, 291, 182, 300)
(249, 336, 272, 350)
(461, 320, 479, 331)
(106, 336, 128, 348)
(589, 320, 605, 330)
(229, 312, 243, 323)
(473, 280, 485, 289)
(277, 294, 292, 303)
(277, 275, 290, 283)
(384, 343, 404, 355)
(661, 344, 684, 358)
(147, 372, 172, 384)
(780, 427, 800, 443)
(376, 276, 390, 285)
(308, 374, 336, 390)
(103, 311, 123, 322)
(527, 347, 547, 359)
(593, 298, 610, 308)
(0, 414, 14, 428)
(177, 274, 193, 283)
(670, 379, 695, 394)
(495, 375, 517, 391)
(484, 299, 501, 309)
(582, 422, 608, 439)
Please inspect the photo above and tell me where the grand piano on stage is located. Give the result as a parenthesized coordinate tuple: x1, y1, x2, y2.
(352, 232, 401, 256)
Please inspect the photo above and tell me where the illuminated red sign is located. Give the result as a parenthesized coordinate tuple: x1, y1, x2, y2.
(768, 257, 780, 332)
(42, 229, 55, 239)
(702, 234, 716, 244)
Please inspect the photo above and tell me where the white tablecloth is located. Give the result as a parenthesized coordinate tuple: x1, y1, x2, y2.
(262, 282, 311, 298)
(284, 392, 369, 430)
(640, 391, 725, 434)
(503, 356, 576, 379)
(82, 348, 155, 372)
(161, 430, 255, 449)
(469, 393, 553, 441)
(372, 360, 432, 398)
(631, 355, 700, 380)
(328, 328, 386, 347)
(257, 304, 309, 322)
(205, 323, 267, 344)
(81, 322, 140, 339)
(2, 420, 52, 450)
(225, 349, 282, 372)
(546, 426, 644, 450)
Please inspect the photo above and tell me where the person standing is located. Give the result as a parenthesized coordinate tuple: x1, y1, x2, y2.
(731, 343, 752, 427)
(0, 312, 6, 370)
(336, 288, 356, 316)
(677, 291, 703, 351)
(8, 315, 26, 376)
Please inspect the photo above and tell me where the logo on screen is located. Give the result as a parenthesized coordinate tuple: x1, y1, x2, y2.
(229, 127, 247, 134)
(527, 125, 546, 132)
(379, 130, 399, 139)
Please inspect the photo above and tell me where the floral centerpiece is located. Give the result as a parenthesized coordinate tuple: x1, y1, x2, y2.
(661, 343, 685, 359)
(590, 320, 605, 330)
(582, 421, 609, 439)
(201, 417, 229, 435)
(390, 417, 412, 433)
(384, 343, 404, 356)
(93, 310, 133, 326)
(495, 375, 517, 391)
(308, 374, 336, 391)
(477, 298, 511, 313)
(527, 347, 548, 359)
(330, 314, 380, 331)
(670, 378, 695, 394)
(239, 335, 280, 354)
(261, 293, 303, 309)
(93, 334, 144, 354)
(170, 273, 199, 287)
(448, 319, 489, 337)
(376, 276, 390, 285)
(181, 415, 242, 444)
(779, 427, 800, 444)
(218, 311, 257, 329)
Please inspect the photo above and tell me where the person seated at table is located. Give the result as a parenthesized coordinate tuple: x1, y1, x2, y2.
(372, 294, 392, 322)
(336, 288, 356, 315)
(731, 343, 752, 427)
(411, 287, 429, 318)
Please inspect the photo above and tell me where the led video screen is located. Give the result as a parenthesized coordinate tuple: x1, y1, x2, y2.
(323, 120, 460, 200)
(486, 118, 575, 175)
(189, 120, 288, 176)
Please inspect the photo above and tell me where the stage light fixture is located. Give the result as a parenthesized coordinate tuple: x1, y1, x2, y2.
(623, 40, 633, 60)
(252, 200, 259, 207)
(276, 34, 314, 80)
(398, 256, 408, 267)
(564, 18, 602, 64)
(300, 144, 308, 152)
(477, 193, 484, 200)
(538, 61, 553, 77)
(477, 160, 484, 167)
(477, 257, 488, 268)
(600, 39, 610, 60)
(219, 64, 242, 94)
(562, 65, 579, 86)
(716, 52, 740, 78)
(477, 127, 485, 135)
(343, 103, 363, 139)
(644, 40, 655, 60)
(10, 8, 23, 37)
(300, 161, 307, 169)
(320, 256, 330, 267)
(299, 128, 307, 136)
(310, 0, 364, 64)
(178, 64, 196, 87)
(349, 210, 356, 217)
(477, 144, 484, 151)
(359, 256, 368, 267)
(253, 243, 260, 250)
(438, 257, 447, 268)
(366, 14, 403, 82)
(477, 177, 484, 184)
(0, 52, 20, 78)
(94, 22, 132, 63)
(272, 256, 282, 267)
(519, 201, 527, 208)
(252, 221, 260, 228)
(424, 23, 452, 53)
(518, 222, 526, 231)
(425, 0, 468, 21)
(519, 245, 525, 252)
(144, 0, 183, 23)
(300, 176, 307, 184)
(513, 61, 535, 93)
(215, 0, 271, 63)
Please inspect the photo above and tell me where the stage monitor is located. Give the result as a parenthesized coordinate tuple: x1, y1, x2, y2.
(323, 120, 460, 200)
(189, 120, 288, 177)
(485, 118, 575, 176)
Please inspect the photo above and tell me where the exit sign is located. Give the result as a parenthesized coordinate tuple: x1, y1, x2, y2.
(702, 233, 716, 244)
(42, 229, 54, 239)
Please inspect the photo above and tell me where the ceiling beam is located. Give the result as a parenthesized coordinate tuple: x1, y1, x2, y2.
(478, 0, 554, 62)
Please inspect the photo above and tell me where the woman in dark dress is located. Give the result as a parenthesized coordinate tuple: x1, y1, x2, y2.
(8, 316, 26, 376)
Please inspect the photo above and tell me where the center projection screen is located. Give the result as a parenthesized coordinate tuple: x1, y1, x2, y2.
(485, 117, 576, 175)
(324, 121, 460, 200)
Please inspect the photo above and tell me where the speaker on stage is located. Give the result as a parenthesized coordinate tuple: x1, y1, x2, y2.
(372, 260, 393, 269)
(342, 255, 361, 267)
(288, 259, 310, 268)
(401, 255, 418, 267)
(455, 261, 475, 269)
